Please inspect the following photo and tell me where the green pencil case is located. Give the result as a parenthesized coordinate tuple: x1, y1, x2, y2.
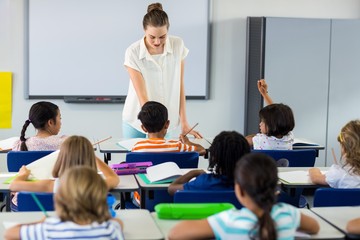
(155, 203, 235, 219)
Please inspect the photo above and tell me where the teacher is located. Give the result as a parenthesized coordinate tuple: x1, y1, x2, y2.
(122, 2, 202, 139)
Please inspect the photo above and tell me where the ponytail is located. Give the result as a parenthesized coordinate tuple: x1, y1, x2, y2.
(20, 120, 31, 151)
(257, 209, 276, 240)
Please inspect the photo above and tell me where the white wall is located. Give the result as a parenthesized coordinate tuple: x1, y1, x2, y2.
(1, 0, 360, 167)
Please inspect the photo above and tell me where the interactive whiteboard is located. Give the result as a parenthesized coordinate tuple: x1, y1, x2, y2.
(26, 0, 210, 102)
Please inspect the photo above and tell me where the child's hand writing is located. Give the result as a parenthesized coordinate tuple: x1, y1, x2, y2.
(18, 165, 31, 179)
(179, 134, 190, 144)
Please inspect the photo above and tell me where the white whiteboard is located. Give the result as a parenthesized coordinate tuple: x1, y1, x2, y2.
(26, 0, 210, 102)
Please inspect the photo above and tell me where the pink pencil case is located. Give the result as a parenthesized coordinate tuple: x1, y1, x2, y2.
(110, 162, 153, 175)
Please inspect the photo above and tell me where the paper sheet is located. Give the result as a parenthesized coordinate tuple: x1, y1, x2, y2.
(0, 136, 18, 151)
(278, 170, 327, 184)
(0, 72, 12, 128)
(26, 150, 60, 180)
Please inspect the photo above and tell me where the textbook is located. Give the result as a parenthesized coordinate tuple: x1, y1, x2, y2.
(0, 137, 18, 151)
(145, 162, 183, 183)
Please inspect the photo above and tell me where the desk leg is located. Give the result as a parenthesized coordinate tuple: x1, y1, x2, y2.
(104, 153, 111, 165)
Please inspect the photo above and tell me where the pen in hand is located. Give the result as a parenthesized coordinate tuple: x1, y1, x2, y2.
(184, 123, 199, 137)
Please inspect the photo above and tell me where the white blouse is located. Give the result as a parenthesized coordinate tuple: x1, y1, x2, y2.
(123, 35, 188, 133)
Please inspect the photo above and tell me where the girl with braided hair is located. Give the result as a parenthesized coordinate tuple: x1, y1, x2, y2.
(168, 153, 319, 240)
(12, 101, 66, 151)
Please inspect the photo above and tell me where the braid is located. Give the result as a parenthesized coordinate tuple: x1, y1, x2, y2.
(235, 153, 278, 240)
(20, 120, 31, 151)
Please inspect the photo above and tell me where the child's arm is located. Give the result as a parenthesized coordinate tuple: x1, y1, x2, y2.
(179, 135, 206, 156)
(96, 157, 120, 189)
(9, 166, 54, 192)
(4, 217, 46, 240)
(168, 219, 214, 240)
(245, 134, 256, 146)
(168, 169, 206, 196)
(346, 218, 360, 234)
(298, 213, 320, 234)
(258, 79, 273, 105)
(4, 225, 21, 240)
(308, 168, 328, 185)
(112, 218, 124, 230)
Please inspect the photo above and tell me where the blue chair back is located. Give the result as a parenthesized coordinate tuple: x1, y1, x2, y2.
(7, 151, 54, 172)
(313, 188, 360, 207)
(252, 149, 317, 167)
(174, 190, 243, 209)
(126, 152, 199, 168)
(17, 192, 54, 212)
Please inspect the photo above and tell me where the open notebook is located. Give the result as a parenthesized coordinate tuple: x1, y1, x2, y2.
(278, 170, 327, 184)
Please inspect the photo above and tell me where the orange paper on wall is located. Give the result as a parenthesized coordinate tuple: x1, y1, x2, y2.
(0, 72, 12, 128)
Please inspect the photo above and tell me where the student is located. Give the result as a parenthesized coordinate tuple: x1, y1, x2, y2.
(347, 218, 360, 235)
(9, 136, 119, 209)
(123, 2, 201, 139)
(168, 131, 250, 196)
(12, 101, 66, 151)
(5, 166, 124, 240)
(168, 153, 320, 240)
(132, 101, 205, 155)
(309, 119, 360, 188)
(246, 79, 295, 150)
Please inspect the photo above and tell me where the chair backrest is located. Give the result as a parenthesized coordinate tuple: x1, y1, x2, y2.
(252, 149, 317, 167)
(313, 188, 360, 207)
(7, 151, 54, 172)
(126, 152, 199, 168)
(174, 190, 243, 209)
(17, 192, 55, 212)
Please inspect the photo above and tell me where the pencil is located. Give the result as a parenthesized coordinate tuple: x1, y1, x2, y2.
(31, 193, 49, 217)
(184, 123, 199, 137)
(93, 136, 112, 146)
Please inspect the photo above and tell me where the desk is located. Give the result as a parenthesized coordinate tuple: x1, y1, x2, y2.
(277, 167, 329, 208)
(292, 145, 325, 157)
(311, 206, 360, 239)
(98, 138, 129, 164)
(0, 173, 139, 211)
(0, 209, 164, 240)
(98, 138, 212, 164)
(110, 175, 139, 209)
(151, 209, 344, 239)
(135, 174, 172, 209)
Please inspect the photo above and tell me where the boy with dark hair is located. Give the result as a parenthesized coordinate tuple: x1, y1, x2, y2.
(132, 101, 205, 154)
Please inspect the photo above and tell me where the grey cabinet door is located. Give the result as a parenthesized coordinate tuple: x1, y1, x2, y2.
(265, 17, 330, 166)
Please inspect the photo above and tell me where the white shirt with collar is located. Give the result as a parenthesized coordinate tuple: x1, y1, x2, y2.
(123, 35, 189, 133)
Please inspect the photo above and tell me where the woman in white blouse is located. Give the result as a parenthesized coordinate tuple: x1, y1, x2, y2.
(123, 2, 201, 139)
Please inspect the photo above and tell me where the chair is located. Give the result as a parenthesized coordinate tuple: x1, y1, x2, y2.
(126, 152, 199, 168)
(313, 188, 360, 207)
(252, 149, 317, 167)
(125, 152, 199, 211)
(7, 151, 54, 172)
(174, 190, 243, 209)
(17, 192, 54, 211)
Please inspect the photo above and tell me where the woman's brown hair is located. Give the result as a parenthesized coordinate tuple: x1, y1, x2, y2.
(55, 166, 110, 223)
(52, 135, 97, 178)
(143, 2, 169, 30)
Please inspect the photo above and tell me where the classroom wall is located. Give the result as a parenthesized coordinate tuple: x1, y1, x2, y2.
(1, 0, 360, 168)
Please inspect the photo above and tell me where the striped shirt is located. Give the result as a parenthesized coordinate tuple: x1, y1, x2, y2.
(20, 217, 124, 240)
(207, 203, 300, 240)
(132, 138, 195, 152)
